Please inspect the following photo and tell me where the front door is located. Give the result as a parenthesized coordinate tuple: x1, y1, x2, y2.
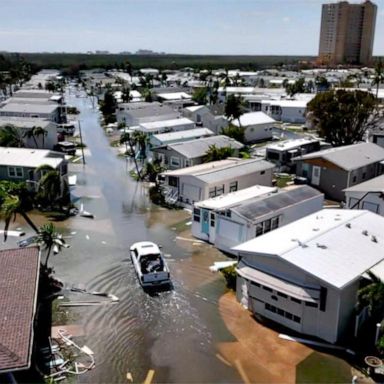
(312, 166, 321, 186)
(201, 209, 210, 234)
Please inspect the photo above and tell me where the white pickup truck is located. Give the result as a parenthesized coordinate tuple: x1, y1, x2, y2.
(130, 241, 171, 287)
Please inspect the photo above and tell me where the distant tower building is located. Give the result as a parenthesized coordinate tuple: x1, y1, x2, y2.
(318, 1, 377, 65)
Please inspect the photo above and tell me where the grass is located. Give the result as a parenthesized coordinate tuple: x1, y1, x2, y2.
(296, 352, 352, 383)
(274, 174, 294, 188)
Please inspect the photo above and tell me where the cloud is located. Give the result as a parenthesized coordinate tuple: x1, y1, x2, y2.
(282, 16, 291, 23)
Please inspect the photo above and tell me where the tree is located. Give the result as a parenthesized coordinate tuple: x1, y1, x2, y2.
(0, 124, 24, 147)
(0, 181, 38, 241)
(284, 77, 305, 97)
(192, 87, 208, 105)
(122, 87, 132, 103)
(36, 165, 68, 209)
(132, 130, 148, 161)
(372, 59, 384, 99)
(307, 89, 378, 147)
(221, 124, 245, 144)
(143, 159, 165, 183)
(37, 223, 68, 269)
(142, 88, 152, 102)
(23, 126, 47, 148)
(100, 90, 117, 122)
(203, 145, 234, 163)
(358, 272, 384, 322)
(315, 76, 330, 92)
(225, 95, 244, 126)
(120, 132, 142, 180)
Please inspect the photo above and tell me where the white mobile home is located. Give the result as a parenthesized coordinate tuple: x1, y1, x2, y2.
(232, 112, 276, 143)
(343, 174, 384, 215)
(149, 128, 214, 148)
(261, 99, 309, 124)
(137, 117, 195, 136)
(160, 158, 275, 207)
(233, 209, 384, 343)
(192, 185, 323, 254)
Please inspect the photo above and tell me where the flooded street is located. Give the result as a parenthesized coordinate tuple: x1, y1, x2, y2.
(51, 91, 241, 383)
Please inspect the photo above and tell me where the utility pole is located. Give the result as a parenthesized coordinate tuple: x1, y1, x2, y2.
(78, 120, 86, 165)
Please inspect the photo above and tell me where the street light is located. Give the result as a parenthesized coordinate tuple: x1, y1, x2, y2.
(78, 120, 86, 165)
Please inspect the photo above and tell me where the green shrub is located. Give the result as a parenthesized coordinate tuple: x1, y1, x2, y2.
(221, 265, 237, 290)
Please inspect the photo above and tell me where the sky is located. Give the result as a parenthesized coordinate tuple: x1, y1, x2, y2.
(0, 0, 383, 55)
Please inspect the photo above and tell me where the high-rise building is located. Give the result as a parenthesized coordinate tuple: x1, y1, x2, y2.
(318, 1, 377, 65)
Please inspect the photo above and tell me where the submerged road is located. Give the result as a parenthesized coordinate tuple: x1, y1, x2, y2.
(51, 89, 242, 383)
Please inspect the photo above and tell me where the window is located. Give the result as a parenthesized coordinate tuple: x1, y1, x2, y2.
(209, 185, 225, 198)
(271, 216, 280, 230)
(193, 208, 201, 222)
(255, 223, 263, 237)
(362, 172, 366, 180)
(210, 213, 215, 227)
(260, 170, 265, 175)
(168, 176, 178, 187)
(291, 297, 302, 304)
(277, 292, 287, 299)
(263, 286, 273, 292)
(170, 156, 180, 168)
(229, 181, 238, 192)
(305, 302, 318, 308)
(8, 167, 23, 178)
(251, 281, 260, 287)
(293, 315, 301, 323)
(263, 219, 271, 233)
(352, 175, 357, 183)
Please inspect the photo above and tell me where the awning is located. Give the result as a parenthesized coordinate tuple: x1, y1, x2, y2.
(237, 261, 320, 302)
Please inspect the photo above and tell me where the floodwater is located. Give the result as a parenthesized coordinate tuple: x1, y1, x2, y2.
(50, 91, 241, 383)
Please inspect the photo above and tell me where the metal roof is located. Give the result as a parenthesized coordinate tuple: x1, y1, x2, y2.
(343, 174, 384, 193)
(0, 147, 65, 168)
(139, 117, 194, 132)
(232, 111, 276, 127)
(164, 135, 243, 158)
(152, 128, 214, 143)
(0, 247, 40, 373)
(233, 209, 384, 289)
(293, 143, 384, 171)
(0, 117, 52, 129)
(196, 159, 275, 183)
(233, 185, 322, 222)
(0, 102, 59, 114)
(267, 138, 319, 152)
(195, 185, 277, 210)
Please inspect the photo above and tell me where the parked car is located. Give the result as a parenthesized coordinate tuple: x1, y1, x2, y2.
(54, 141, 77, 156)
(57, 123, 76, 135)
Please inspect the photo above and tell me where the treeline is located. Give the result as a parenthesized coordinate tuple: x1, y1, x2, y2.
(1, 52, 316, 71)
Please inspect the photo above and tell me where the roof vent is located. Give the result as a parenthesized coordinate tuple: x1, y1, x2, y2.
(346, 223, 351, 228)
(371, 235, 378, 243)
(312, 228, 320, 231)
(362, 230, 369, 236)
(316, 243, 327, 249)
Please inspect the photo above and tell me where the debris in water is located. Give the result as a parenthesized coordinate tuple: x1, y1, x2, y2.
(85, 235, 90, 240)
(71, 231, 77, 235)
(101, 241, 107, 244)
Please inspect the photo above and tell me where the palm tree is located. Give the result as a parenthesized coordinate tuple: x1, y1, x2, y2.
(0, 124, 24, 147)
(37, 223, 68, 268)
(35, 165, 66, 209)
(120, 132, 142, 180)
(203, 145, 234, 163)
(132, 130, 148, 161)
(143, 160, 165, 183)
(0, 181, 38, 241)
(372, 59, 384, 99)
(225, 94, 244, 127)
(32, 126, 48, 148)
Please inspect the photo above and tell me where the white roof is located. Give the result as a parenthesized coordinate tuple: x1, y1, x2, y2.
(343, 174, 384, 193)
(0, 103, 58, 114)
(157, 92, 192, 100)
(233, 209, 384, 289)
(232, 112, 276, 127)
(152, 128, 213, 143)
(139, 117, 194, 132)
(0, 147, 64, 168)
(132, 241, 161, 256)
(195, 185, 276, 210)
(262, 99, 308, 108)
(267, 138, 319, 152)
(185, 105, 206, 112)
